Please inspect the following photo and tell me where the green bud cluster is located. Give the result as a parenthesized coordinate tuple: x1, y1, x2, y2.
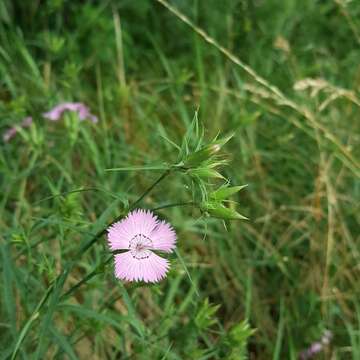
(200, 185, 248, 220)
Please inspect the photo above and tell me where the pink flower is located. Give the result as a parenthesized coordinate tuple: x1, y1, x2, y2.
(43, 102, 98, 123)
(299, 330, 333, 359)
(107, 209, 177, 283)
(3, 117, 33, 142)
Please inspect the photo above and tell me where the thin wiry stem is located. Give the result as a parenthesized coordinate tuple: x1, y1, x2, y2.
(11, 169, 172, 358)
(77, 170, 172, 255)
(61, 201, 196, 299)
(151, 201, 195, 211)
(63, 170, 173, 295)
(61, 256, 113, 300)
(57, 179, 197, 302)
(129, 169, 171, 210)
(10, 285, 54, 360)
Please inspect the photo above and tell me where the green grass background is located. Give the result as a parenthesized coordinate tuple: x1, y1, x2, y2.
(1, 0, 359, 359)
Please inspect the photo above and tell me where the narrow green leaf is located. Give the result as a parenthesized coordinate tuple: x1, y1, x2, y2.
(0, 244, 16, 338)
(175, 249, 199, 297)
(50, 327, 77, 360)
(105, 165, 170, 171)
(116, 283, 145, 338)
(11, 285, 54, 360)
(35, 269, 70, 359)
(210, 185, 248, 201)
(202, 202, 248, 220)
(58, 304, 143, 337)
(273, 298, 285, 360)
(188, 168, 225, 179)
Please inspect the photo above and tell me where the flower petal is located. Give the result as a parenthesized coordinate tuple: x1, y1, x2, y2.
(129, 209, 159, 236)
(114, 251, 170, 283)
(43, 104, 67, 121)
(150, 220, 177, 252)
(3, 117, 33, 142)
(107, 220, 133, 250)
(43, 102, 98, 123)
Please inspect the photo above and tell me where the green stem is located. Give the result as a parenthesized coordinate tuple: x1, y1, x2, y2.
(59, 193, 198, 300)
(60, 201, 197, 298)
(151, 201, 195, 211)
(76, 169, 172, 255)
(11, 169, 172, 358)
(11, 284, 55, 360)
(61, 256, 113, 300)
(62, 170, 173, 296)
(129, 169, 171, 210)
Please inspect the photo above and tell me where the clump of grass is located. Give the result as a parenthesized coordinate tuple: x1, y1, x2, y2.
(1, 0, 359, 359)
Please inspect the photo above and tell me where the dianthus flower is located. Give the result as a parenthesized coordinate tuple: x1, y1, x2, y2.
(107, 209, 176, 283)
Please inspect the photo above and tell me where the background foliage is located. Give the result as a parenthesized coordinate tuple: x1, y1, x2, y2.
(1, 0, 360, 358)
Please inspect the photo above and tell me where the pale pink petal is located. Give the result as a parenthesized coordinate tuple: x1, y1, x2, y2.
(108, 213, 147, 248)
(107, 209, 159, 250)
(107, 209, 176, 283)
(150, 220, 176, 252)
(114, 251, 170, 283)
(43, 104, 67, 121)
(88, 114, 98, 123)
(107, 221, 133, 251)
(3, 127, 18, 142)
(130, 209, 160, 237)
(21, 116, 33, 127)
(3, 117, 33, 142)
(43, 102, 98, 123)
(77, 104, 90, 120)
(64, 102, 82, 111)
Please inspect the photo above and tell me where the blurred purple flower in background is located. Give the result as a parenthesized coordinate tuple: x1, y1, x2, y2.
(43, 102, 98, 123)
(3, 102, 98, 143)
(299, 330, 333, 359)
(3, 116, 33, 142)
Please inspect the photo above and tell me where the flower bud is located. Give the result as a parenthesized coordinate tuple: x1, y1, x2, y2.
(184, 143, 222, 168)
(184, 132, 234, 168)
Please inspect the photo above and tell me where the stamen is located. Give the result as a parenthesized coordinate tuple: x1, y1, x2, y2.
(129, 234, 153, 260)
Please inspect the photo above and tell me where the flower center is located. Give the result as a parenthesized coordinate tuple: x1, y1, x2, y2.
(129, 234, 153, 260)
